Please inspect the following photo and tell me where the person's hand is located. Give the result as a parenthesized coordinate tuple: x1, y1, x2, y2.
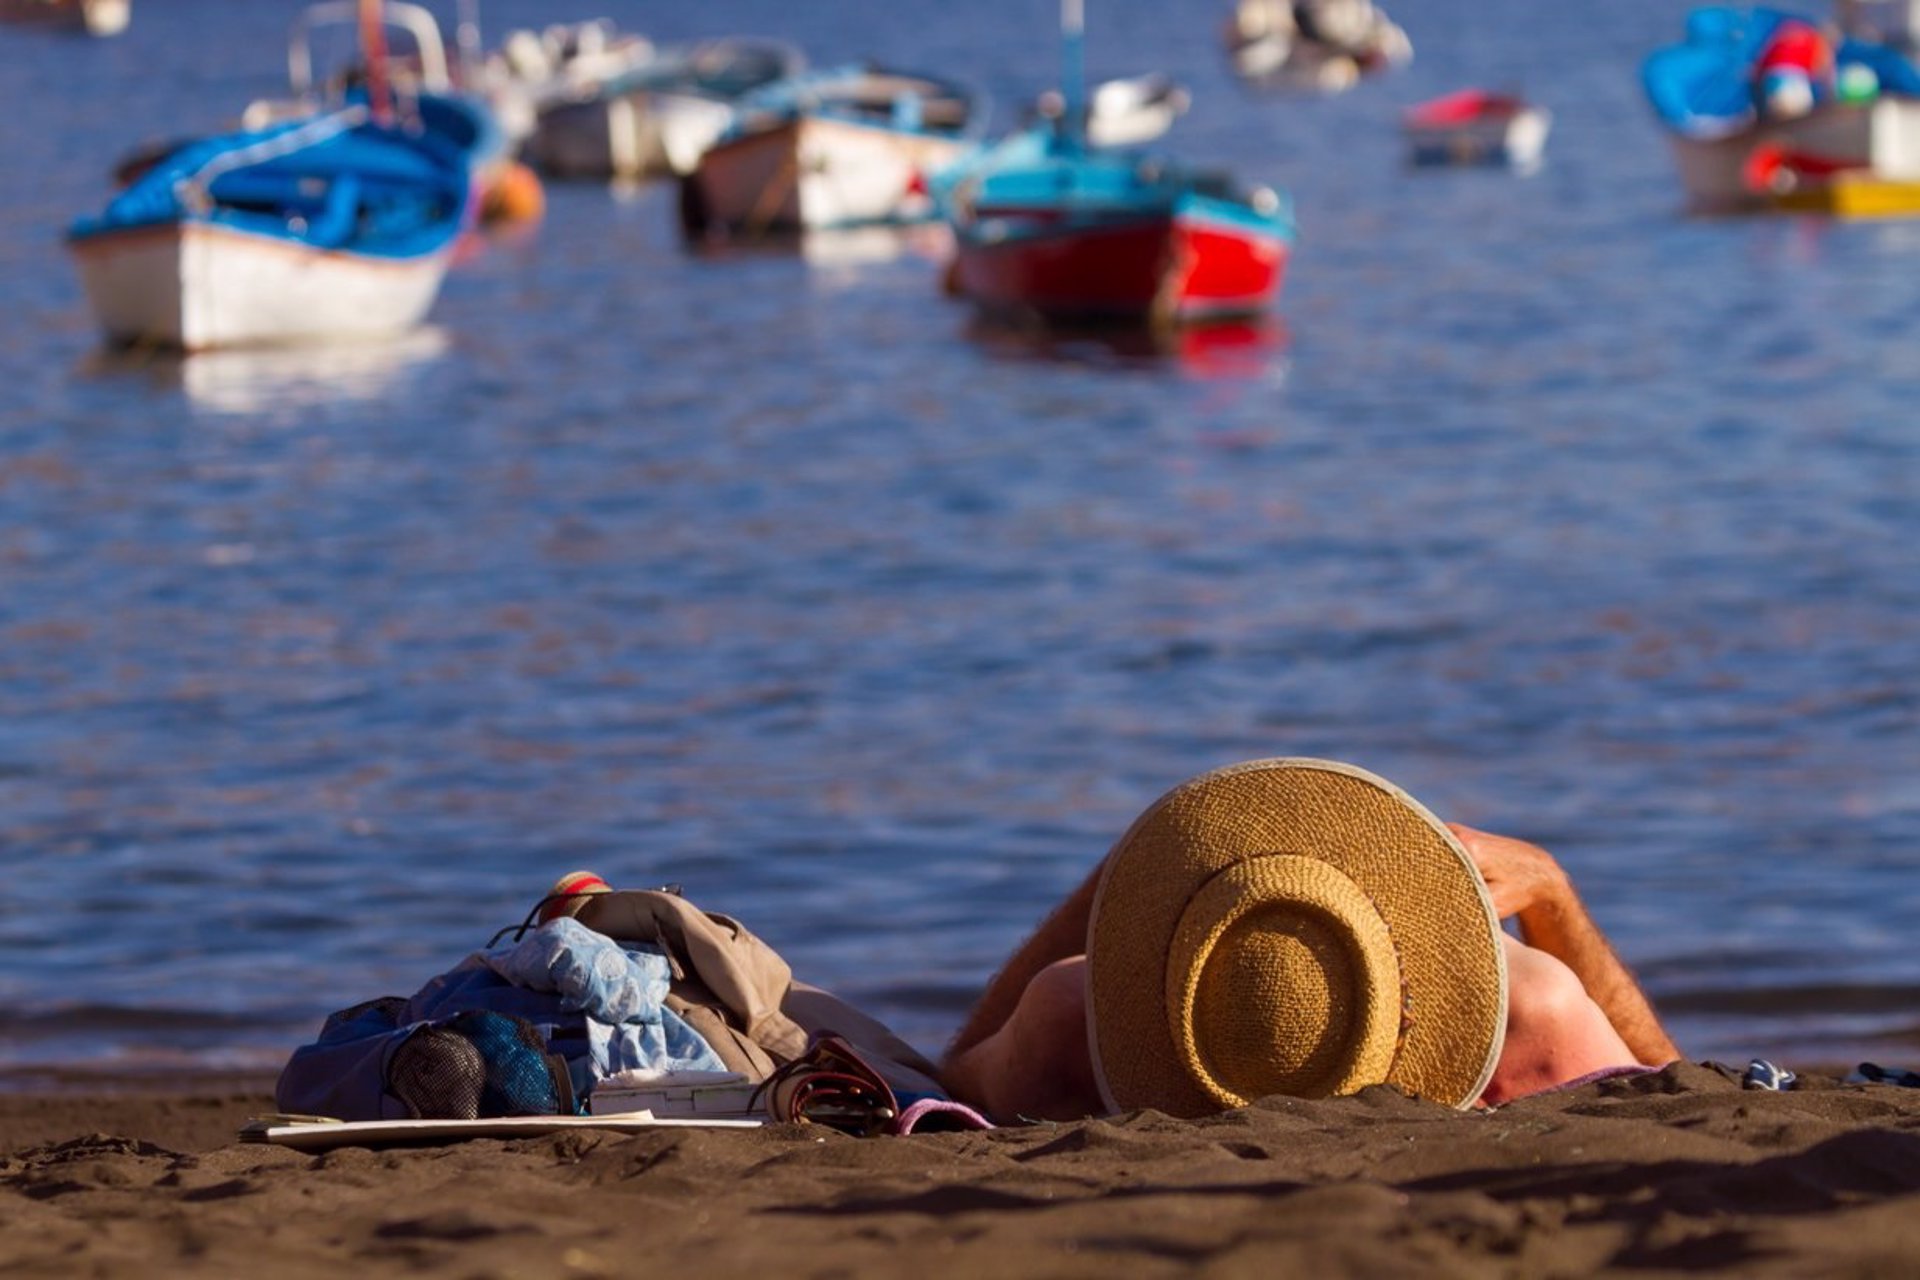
(1445, 823, 1572, 923)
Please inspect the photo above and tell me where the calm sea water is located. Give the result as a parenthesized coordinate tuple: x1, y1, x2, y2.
(0, 0, 1915, 1086)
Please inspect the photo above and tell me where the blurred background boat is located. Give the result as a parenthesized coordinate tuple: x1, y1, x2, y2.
(947, 161, 1293, 326)
(1224, 0, 1409, 93)
(946, 0, 1293, 327)
(1643, 3, 1920, 211)
(474, 18, 659, 153)
(1402, 88, 1551, 169)
(524, 37, 808, 182)
(680, 63, 985, 240)
(0, 0, 127, 36)
(67, 108, 470, 350)
(68, 0, 475, 358)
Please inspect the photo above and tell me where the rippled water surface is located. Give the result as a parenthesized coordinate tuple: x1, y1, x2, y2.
(0, 0, 1915, 1083)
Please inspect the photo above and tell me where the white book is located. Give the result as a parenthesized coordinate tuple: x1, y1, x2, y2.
(588, 1068, 767, 1119)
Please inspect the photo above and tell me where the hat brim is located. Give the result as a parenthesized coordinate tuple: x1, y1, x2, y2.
(1085, 758, 1507, 1115)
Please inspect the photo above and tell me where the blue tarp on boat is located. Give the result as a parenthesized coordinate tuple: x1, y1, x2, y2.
(71, 110, 469, 258)
(1642, 7, 1799, 139)
(1643, 6, 1920, 139)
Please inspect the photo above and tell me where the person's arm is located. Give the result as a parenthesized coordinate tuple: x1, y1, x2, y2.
(943, 859, 1105, 1064)
(1447, 823, 1681, 1067)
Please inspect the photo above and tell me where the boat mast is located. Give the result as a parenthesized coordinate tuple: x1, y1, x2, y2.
(1061, 0, 1086, 154)
(455, 0, 483, 88)
(359, 0, 393, 125)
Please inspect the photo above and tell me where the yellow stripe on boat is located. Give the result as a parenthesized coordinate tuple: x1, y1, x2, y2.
(1774, 173, 1920, 219)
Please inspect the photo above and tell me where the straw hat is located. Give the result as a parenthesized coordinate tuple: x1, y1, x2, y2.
(1086, 758, 1506, 1116)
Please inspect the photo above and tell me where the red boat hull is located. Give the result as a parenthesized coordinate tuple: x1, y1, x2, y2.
(950, 209, 1288, 324)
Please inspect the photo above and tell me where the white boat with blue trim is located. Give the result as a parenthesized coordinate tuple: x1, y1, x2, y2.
(68, 107, 471, 350)
(680, 64, 985, 239)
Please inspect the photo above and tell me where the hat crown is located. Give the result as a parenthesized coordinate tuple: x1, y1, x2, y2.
(1168, 855, 1401, 1106)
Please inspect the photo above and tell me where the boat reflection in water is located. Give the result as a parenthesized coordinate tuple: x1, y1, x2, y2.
(81, 326, 453, 417)
(961, 313, 1289, 381)
(800, 223, 952, 271)
(683, 222, 954, 290)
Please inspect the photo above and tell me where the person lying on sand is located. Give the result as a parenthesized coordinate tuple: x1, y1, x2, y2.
(940, 758, 1681, 1122)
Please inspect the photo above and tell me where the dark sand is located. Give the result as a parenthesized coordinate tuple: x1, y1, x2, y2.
(6, 1063, 1920, 1277)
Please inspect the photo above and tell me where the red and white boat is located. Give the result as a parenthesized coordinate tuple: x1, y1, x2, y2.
(947, 158, 1293, 326)
(1402, 89, 1551, 169)
(0, 0, 126, 35)
(945, 0, 1294, 326)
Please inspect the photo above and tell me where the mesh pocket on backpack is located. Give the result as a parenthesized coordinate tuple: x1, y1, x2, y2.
(386, 1011, 574, 1119)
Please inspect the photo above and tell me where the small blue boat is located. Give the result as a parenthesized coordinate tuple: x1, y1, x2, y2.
(68, 108, 471, 349)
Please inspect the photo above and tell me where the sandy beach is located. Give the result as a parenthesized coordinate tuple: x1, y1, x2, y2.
(5, 1062, 1920, 1278)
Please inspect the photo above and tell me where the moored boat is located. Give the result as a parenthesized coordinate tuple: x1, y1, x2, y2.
(68, 108, 470, 350)
(0, 0, 127, 36)
(1402, 89, 1551, 169)
(1643, 5, 1920, 210)
(525, 38, 806, 180)
(946, 0, 1293, 327)
(947, 156, 1292, 326)
(680, 64, 985, 240)
(1225, 0, 1410, 92)
(476, 19, 660, 151)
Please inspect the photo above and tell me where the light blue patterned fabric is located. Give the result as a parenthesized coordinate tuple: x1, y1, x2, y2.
(477, 917, 725, 1082)
(482, 917, 674, 1026)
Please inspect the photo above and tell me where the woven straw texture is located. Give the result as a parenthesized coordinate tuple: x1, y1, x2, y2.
(1087, 759, 1507, 1116)
(1165, 854, 1402, 1106)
